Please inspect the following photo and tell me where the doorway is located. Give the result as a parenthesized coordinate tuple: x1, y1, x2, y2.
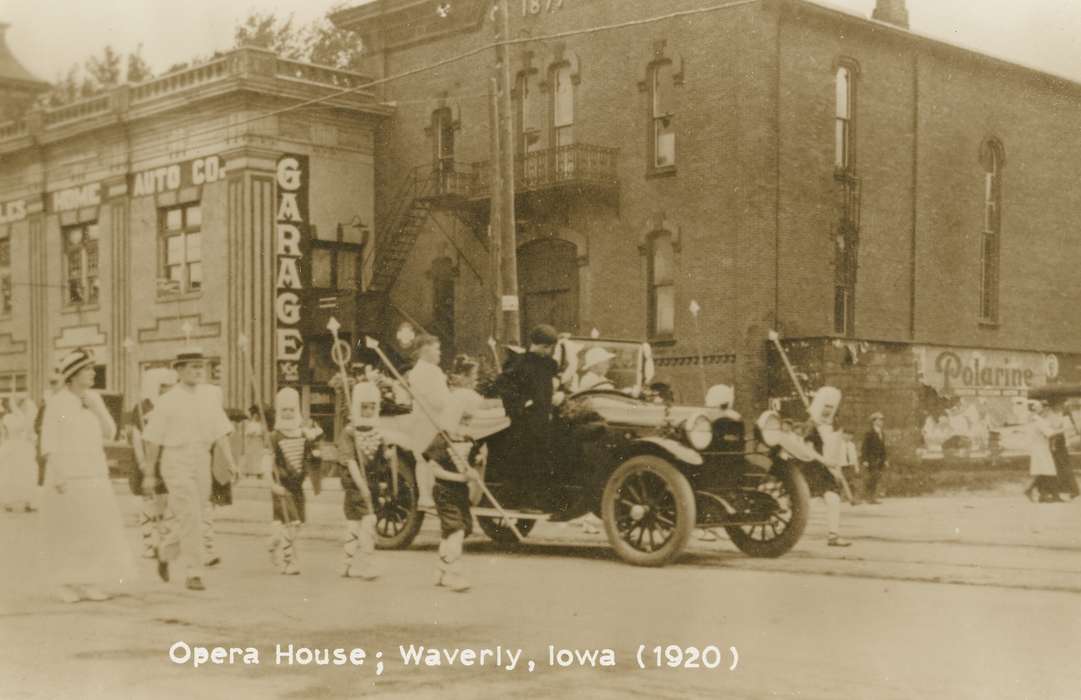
(518, 237, 578, 337)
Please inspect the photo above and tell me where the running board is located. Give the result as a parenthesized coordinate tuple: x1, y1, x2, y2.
(472, 507, 551, 521)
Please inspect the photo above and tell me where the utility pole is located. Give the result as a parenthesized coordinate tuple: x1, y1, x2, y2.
(488, 77, 503, 344)
(494, 0, 521, 344)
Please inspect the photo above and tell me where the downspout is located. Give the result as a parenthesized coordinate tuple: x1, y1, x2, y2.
(909, 51, 919, 339)
(774, 4, 783, 327)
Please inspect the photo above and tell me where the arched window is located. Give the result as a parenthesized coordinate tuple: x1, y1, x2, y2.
(834, 64, 854, 170)
(648, 232, 675, 337)
(650, 61, 676, 170)
(979, 140, 1003, 323)
(551, 63, 574, 147)
(514, 71, 542, 155)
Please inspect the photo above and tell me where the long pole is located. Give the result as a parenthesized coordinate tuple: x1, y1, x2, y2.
(364, 336, 524, 541)
(488, 77, 504, 344)
(327, 319, 376, 514)
(768, 330, 854, 503)
(495, 0, 520, 345)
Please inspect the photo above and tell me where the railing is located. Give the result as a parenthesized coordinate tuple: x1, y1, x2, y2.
(43, 95, 111, 126)
(0, 120, 27, 140)
(274, 58, 371, 91)
(472, 143, 619, 196)
(130, 56, 230, 103)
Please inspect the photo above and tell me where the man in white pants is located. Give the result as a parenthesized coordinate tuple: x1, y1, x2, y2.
(142, 349, 237, 591)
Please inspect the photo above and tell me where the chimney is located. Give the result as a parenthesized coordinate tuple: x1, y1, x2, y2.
(872, 0, 909, 29)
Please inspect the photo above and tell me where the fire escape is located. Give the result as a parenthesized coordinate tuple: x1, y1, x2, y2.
(367, 143, 619, 294)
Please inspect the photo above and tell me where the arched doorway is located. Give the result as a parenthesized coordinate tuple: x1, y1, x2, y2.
(518, 237, 579, 336)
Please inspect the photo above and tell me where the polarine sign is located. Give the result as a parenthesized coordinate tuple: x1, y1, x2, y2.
(275, 154, 309, 385)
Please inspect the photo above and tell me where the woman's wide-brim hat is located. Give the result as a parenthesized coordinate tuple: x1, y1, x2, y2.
(172, 347, 207, 368)
(58, 348, 96, 382)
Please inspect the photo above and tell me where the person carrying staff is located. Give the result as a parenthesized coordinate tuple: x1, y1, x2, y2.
(142, 348, 238, 591)
(802, 387, 852, 548)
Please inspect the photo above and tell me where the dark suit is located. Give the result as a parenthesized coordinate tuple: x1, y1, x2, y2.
(861, 428, 888, 500)
(494, 351, 559, 505)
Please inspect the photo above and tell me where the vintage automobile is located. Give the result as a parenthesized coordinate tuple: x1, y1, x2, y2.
(368, 337, 812, 567)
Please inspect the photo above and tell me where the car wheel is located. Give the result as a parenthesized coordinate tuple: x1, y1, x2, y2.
(724, 461, 810, 558)
(374, 456, 425, 550)
(477, 517, 536, 544)
(601, 455, 696, 567)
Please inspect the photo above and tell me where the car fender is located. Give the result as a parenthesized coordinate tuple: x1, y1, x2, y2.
(631, 436, 703, 466)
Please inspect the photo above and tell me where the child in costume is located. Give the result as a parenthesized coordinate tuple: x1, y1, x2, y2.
(336, 381, 388, 581)
(426, 394, 484, 592)
(129, 368, 176, 559)
(265, 387, 314, 575)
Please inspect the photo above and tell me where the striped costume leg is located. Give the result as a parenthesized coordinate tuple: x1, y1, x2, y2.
(140, 495, 165, 558)
(341, 520, 360, 576)
(202, 505, 219, 566)
(437, 530, 468, 592)
(268, 521, 284, 568)
(280, 523, 300, 575)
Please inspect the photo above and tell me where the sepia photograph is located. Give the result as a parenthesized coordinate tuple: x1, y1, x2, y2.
(0, 0, 1079, 697)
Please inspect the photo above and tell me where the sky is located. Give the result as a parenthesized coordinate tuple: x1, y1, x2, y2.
(2, 0, 1081, 85)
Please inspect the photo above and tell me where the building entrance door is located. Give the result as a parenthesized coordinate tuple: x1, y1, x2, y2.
(518, 237, 578, 337)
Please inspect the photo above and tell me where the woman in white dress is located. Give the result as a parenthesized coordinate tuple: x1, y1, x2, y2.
(1024, 400, 1061, 503)
(40, 348, 137, 602)
(0, 398, 39, 512)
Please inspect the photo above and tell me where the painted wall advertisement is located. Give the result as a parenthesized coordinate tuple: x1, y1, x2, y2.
(915, 346, 1079, 458)
(275, 154, 310, 386)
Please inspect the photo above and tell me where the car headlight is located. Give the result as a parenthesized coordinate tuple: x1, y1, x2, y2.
(684, 413, 713, 450)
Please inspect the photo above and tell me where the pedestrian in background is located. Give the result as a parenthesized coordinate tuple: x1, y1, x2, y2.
(1023, 400, 1061, 503)
(0, 397, 38, 512)
(1047, 401, 1079, 500)
(861, 412, 889, 504)
(40, 348, 136, 603)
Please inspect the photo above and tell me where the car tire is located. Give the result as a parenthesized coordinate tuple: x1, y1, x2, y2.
(374, 455, 425, 550)
(601, 454, 696, 567)
(477, 517, 536, 544)
(724, 461, 810, 558)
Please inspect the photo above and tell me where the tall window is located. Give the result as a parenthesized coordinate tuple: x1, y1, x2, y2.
(648, 233, 675, 337)
(651, 62, 676, 170)
(62, 222, 99, 306)
(0, 228, 10, 315)
(433, 108, 455, 171)
(513, 72, 542, 155)
(431, 256, 456, 353)
(834, 65, 853, 170)
(980, 141, 1003, 323)
(551, 63, 574, 148)
(311, 224, 363, 292)
(159, 203, 201, 296)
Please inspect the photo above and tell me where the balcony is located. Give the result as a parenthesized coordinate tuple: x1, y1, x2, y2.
(419, 143, 620, 205)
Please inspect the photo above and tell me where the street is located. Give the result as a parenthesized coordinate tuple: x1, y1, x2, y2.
(1, 480, 1079, 699)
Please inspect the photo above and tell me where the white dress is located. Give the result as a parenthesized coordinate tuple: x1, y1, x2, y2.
(40, 390, 136, 585)
(1028, 416, 1058, 477)
(0, 412, 37, 505)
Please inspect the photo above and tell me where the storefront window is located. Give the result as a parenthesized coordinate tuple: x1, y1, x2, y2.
(159, 203, 202, 296)
(62, 222, 99, 306)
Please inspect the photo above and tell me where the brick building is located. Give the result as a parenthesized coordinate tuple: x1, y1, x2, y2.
(0, 46, 389, 434)
(331, 0, 1081, 455)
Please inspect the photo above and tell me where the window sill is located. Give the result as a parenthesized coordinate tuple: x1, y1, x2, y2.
(833, 166, 858, 181)
(977, 319, 1000, 329)
(649, 336, 677, 348)
(157, 291, 203, 303)
(61, 304, 100, 315)
(646, 166, 677, 180)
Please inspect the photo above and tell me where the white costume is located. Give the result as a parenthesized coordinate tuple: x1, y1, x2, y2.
(142, 382, 233, 580)
(407, 356, 449, 508)
(1028, 414, 1058, 477)
(40, 388, 136, 588)
(0, 402, 38, 509)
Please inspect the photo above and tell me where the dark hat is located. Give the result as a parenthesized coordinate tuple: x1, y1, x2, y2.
(529, 324, 559, 346)
(172, 347, 207, 368)
(58, 348, 95, 382)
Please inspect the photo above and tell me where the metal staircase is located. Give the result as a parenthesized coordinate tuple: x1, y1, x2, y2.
(368, 166, 436, 293)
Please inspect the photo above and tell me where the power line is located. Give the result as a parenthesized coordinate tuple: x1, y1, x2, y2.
(2, 0, 757, 184)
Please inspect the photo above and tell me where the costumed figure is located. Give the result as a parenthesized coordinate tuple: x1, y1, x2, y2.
(1047, 401, 1080, 500)
(336, 381, 389, 581)
(266, 387, 314, 575)
(40, 349, 137, 602)
(427, 394, 484, 592)
(129, 368, 176, 558)
(0, 397, 40, 512)
(803, 387, 852, 546)
(406, 334, 451, 510)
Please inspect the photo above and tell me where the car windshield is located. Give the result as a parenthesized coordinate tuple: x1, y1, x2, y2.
(563, 338, 646, 393)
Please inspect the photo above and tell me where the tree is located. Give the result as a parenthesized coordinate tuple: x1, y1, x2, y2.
(42, 45, 156, 107)
(233, 7, 364, 71)
(127, 44, 154, 83)
(86, 45, 122, 88)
